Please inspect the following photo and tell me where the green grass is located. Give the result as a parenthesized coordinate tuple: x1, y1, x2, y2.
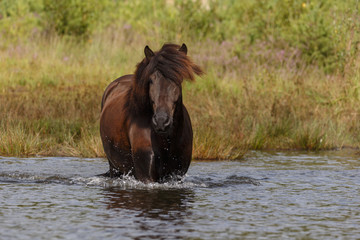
(1, 0, 360, 159)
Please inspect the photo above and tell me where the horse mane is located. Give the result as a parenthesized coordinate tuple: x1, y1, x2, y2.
(134, 43, 203, 87)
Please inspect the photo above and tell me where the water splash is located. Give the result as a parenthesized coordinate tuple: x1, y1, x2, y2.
(1, 165, 258, 190)
(0, 171, 259, 190)
(71, 174, 207, 189)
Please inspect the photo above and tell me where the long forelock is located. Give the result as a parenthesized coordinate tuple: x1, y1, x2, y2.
(134, 44, 203, 87)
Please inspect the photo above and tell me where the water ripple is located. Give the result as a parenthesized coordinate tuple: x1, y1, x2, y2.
(1, 152, 360, 239)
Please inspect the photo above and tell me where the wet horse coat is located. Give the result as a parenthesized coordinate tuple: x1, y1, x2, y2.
(100, 43, 203, 182)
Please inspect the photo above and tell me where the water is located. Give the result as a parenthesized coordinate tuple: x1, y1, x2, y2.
(1, 151, 360, 239)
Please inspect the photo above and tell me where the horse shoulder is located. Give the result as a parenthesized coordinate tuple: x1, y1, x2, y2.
(172, 104, 193, 169)
(128, 121, 152, 152)
(179, 104, 193, 140)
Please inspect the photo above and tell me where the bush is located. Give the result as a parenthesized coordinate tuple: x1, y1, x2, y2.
(42, 0, 107, 38)
(285, 1, 340, 73)
(0, 0, 42, 44)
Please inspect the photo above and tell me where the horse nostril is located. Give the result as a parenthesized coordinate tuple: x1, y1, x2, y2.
(163, 117, 171, 128)
(152, 116, 158, 126)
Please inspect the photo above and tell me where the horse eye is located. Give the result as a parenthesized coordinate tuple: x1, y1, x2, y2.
(149, 79, 153, 84)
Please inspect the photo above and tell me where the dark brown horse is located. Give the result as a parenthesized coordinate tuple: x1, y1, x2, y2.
(100, 43, 203, 183)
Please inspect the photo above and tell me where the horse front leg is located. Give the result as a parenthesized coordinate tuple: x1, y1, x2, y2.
(132, 148, 157, 183)
(129, 124, 157, 183)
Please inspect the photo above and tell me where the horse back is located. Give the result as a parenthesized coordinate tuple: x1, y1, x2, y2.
(101, 74, 133, 111)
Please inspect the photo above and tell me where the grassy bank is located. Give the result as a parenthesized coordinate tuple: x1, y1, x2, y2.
(1, 0, 360, 159)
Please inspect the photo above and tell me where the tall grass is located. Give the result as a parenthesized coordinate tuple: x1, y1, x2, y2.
(1, 0, 360, 158)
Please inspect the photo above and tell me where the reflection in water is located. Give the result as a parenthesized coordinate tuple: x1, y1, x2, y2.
(101, 188, 195, 239)
(103, 188, 194, 220)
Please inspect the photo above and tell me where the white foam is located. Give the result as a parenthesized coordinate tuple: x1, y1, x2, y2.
(70, 175, 207, 189)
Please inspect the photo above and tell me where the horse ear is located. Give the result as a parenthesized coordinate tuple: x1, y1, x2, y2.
(144, 45, 154, 60)
(179, 43, 187, 55)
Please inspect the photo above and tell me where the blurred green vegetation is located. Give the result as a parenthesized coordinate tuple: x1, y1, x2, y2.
(1, 0, 360, 158)
(1, 0, 359, 72)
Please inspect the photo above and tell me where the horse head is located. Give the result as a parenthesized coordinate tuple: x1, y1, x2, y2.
(149, 70, 180, 134)
(140, 43, 201, 136)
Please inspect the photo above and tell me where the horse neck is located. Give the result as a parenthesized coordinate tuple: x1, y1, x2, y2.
(172, 96, 185, 129)
(129, 85, 151, 117)
(155, 100, 185, 147)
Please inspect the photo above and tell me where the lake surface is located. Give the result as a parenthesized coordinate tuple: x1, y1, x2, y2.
(1, 151, 360, 239)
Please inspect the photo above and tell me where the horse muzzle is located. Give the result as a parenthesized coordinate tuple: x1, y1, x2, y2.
(152, 112, 172, 134)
